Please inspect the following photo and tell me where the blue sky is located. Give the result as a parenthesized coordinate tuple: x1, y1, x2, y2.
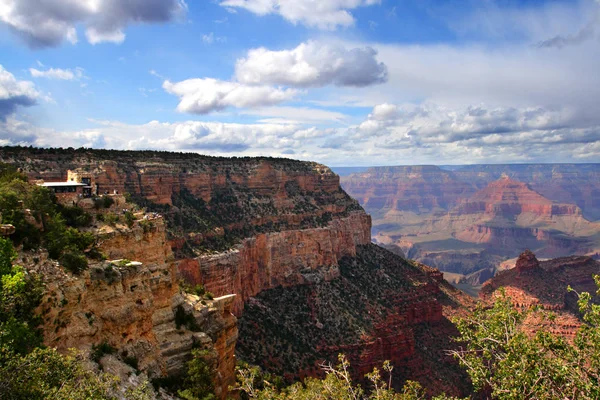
(1, 0, 599, 166)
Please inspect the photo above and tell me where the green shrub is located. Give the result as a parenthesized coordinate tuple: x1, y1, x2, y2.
(178, 349, 216, 400)
(103, 213, 119, 226)
(139, 219, 154, 233)
(58, 205, 93, 227)
(0, 238, 44, 356)
(102, 196, 114, 208)
(0, 348, 117, 399)
(91, 341, 116, 363)
(124, 211, 136, 228)
(60, 251, 88, 274)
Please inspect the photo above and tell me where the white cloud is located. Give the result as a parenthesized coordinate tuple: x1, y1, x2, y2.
(219, 0, 380, 30)
(311, 102, 600, 165)
(235, 40, 387, 87)
(0, 0, 187, 48)
(370, 103, 399, 121)
(201, 32, 226, 44)
(0, 65, 40, 121)
(0, 118, 335, 155)
(29, 67, 84, 80)
(163, 78, 297, 114)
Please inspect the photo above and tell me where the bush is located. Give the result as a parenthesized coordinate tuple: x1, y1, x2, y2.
(124, 211, 136, 228)
(0, 347, 117, 399)
(178, 349, 216, 400)
(451, 284, 600, 399)
(60, 251, 88, 274)
(102, 195, 114, 208)
(139, 219, 154, 233)
(103, 213, 119, 226)
(235, 355, 437, 400)
(0, 238, 44, 356)
(58, 205, 93, 227)
(91, 341, 116, 363)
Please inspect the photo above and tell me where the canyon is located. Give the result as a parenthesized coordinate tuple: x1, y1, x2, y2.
(341, 164, 600, 290)
(480, 250, 600, 339)
(0, 147, 474, 397)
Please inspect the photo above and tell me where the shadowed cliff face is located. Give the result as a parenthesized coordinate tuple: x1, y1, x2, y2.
(237, 244, 475, 397)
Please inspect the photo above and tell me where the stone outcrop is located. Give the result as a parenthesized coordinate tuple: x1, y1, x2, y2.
(453, 177, 581, 218)
(178, 212, 371, 314)
(515, 250, 540, 274)
(480, 252, 600, 339)
(0, 147, 370, 314)
(1, 147, 474, 396)
(23, 216, 237, 399)
(341, 165, 473, 213)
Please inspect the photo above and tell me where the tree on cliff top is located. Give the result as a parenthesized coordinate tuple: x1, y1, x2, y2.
(450, 286, 600, 399)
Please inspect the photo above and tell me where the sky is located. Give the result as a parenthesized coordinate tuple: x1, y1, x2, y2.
(1, 0, 599, 166)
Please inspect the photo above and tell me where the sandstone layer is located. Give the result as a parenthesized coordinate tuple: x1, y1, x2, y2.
(0, 147, 369, 315)
(179, 212, 371, 314)
(1, 147, 473, 396)
(22, 216, 237, 399)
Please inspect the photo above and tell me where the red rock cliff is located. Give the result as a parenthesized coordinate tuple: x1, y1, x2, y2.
(1, 148, 370, 317)
(179, 212, 371, 314)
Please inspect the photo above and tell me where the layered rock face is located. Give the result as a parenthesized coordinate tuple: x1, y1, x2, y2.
(2, 147, 472, 395)
(342, 165, 473, 213)
(452, 177, 581, 218)
(24, 217, 237, 399)
(480, 251, 600, 339)
(237, 244, 475, 397)
(342, 166, 600, 285)
(452, 164, 600, 221)
(1, 147, 369, 315)
(179, 212, 371, 314)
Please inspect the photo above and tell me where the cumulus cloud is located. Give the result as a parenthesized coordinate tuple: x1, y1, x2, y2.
(0, 0, 187, 48)
(235, 41, 387, 87)
(0, 65, 40, 121)
(0, 117, 336, 156)
(29, 67, 84, 80)
(163, 78, 297, 114)
(353, 103, 584, 143)
(370, 103, 400, 120)
(219, 0, 380, 30)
